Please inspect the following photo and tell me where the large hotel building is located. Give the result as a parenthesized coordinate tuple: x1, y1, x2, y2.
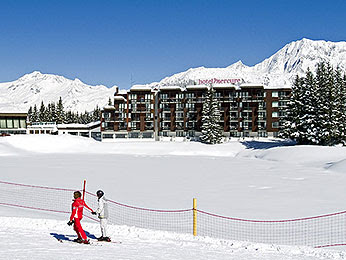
(101, 79, 291, 140)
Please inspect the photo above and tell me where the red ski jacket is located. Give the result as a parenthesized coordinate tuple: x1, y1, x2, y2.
(70, 197, 93, 221)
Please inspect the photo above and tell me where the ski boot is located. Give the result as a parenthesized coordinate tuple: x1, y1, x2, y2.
(103, 237, 111, 242)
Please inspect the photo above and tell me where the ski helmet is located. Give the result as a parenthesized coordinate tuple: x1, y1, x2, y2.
(96, 190, 104, 198)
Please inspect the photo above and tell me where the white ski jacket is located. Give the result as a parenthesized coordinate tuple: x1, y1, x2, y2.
(96, 195, 109, 219)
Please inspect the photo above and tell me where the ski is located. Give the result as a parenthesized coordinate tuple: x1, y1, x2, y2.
(94, 239, 122, 244)
(57, 238, 102, 246)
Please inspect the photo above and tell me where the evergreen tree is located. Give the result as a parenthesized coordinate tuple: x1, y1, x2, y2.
(27, 106, 33, 123)
(56, 97, 65, 124)
(282, 62, 346, 145)
(200, 85, 223, 144)
(46, 103, 52, 122)
(32, 104, 39, 122)
(281, 75, 306, 143)
(51, 102, 57, 123)
(92, 106, 101, 121)
(39, 101, 46, 122)
(108, 97, 112, 106)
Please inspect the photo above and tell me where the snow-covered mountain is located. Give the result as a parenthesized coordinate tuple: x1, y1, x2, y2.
(0, 71, 118, 112)
(157, 38, 346, 88)
(1, 39, 346, 112)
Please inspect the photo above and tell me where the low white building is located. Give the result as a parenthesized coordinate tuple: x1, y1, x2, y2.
(27, 121, 101, 140)
(57, 121, 101, 140)
(27, 122, 57, 135)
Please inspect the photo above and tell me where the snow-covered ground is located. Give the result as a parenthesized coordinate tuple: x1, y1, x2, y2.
(2, 135, 346, 259)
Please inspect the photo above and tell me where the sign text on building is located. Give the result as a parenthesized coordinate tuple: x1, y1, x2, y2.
(198, 78, 242, 85)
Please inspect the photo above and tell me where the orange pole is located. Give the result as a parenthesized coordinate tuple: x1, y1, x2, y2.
(82, 179, 86, 201)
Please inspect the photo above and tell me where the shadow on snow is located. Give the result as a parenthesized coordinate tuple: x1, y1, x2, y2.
(241, 139, 296, 150)
(50, 230, 97, 241)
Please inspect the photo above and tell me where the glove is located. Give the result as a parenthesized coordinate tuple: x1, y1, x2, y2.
(67, 220, 74, 226)
(91, 211, 97, 215)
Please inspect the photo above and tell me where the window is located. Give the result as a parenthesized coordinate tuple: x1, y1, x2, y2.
(13, 119, 19, 128)
(272, 91, 278, 97)
(272, 101, 278, 108)
(186, 93, 195, 98)
(258, 112, 266, 119)
(272, 122, 279, 128)
(20, 119, 27, 128)
(176, 93, 184, 99)
(176, 131, 185, 137)
(186, 103, 195, 109)
(0, 119, 6, 128)
(6, 119, 13, 128)
(176, 103, 184, 110)
(272, 112, 279, 118)
(142, 132, 153, 138)
(279, 101, 288, 107)
(103, 134, 114, 139)
(160, 93, 168, 99)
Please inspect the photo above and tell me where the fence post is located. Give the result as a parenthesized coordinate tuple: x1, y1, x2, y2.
(193, 198, 197, 236)
(82, 179, 86, 201)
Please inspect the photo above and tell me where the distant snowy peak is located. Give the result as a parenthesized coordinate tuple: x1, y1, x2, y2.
(158, 38, 346, 88)
(0, 71, 118, 113)
(256, 38, 346, 74)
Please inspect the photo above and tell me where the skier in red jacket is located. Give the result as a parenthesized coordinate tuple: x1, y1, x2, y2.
(67, 191, 94, 244)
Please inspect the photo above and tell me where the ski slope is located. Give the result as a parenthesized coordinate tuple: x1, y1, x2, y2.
(0, 215, 345, 260)
(1, 135, 346, 259)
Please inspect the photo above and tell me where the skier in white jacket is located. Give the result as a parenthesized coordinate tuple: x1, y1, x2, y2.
(92, 190, 110, 242)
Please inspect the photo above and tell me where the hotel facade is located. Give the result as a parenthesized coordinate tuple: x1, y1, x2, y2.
(101, 80, 291, 141)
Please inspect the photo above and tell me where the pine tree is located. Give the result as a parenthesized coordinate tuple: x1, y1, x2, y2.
(51, 102, 57, 123)
(200, 85, 223, 144)
(32, 104, 39, 122)
(108, 97, 112, 106)
(39, 101, 46, 122)
(56, 97, 65, 124)
(46, 103, 52, 122)
(283, 62, 346, 145)
(27, 106, 33, 123)
(281, 75, 305, 143)
(92, 106, 101, 121)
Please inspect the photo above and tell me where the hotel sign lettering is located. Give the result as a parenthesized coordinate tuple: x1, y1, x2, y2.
(198, 78, 242, 85)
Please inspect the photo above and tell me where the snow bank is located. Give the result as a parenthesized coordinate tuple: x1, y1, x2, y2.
(242, 145, 346, 167)
(0, 135, 246, 157)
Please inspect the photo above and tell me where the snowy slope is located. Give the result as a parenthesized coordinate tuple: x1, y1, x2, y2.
(2, 136, 346, 259)
(158, 38, 346, 88)
(0, 71, 118, 112)
(1, 135, 346, 219)
(1, 216, 345, 260)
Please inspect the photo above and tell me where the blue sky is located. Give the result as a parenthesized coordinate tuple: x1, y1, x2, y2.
(0, 0, 345, 89)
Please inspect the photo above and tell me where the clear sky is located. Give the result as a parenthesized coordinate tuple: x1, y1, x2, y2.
(0, 0, 346, 89)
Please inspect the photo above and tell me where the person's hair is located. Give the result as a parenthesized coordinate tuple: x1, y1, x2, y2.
(74, 191, 82, 198)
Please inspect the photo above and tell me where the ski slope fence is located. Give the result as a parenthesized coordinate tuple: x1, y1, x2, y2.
(0, 180, 346, 248)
